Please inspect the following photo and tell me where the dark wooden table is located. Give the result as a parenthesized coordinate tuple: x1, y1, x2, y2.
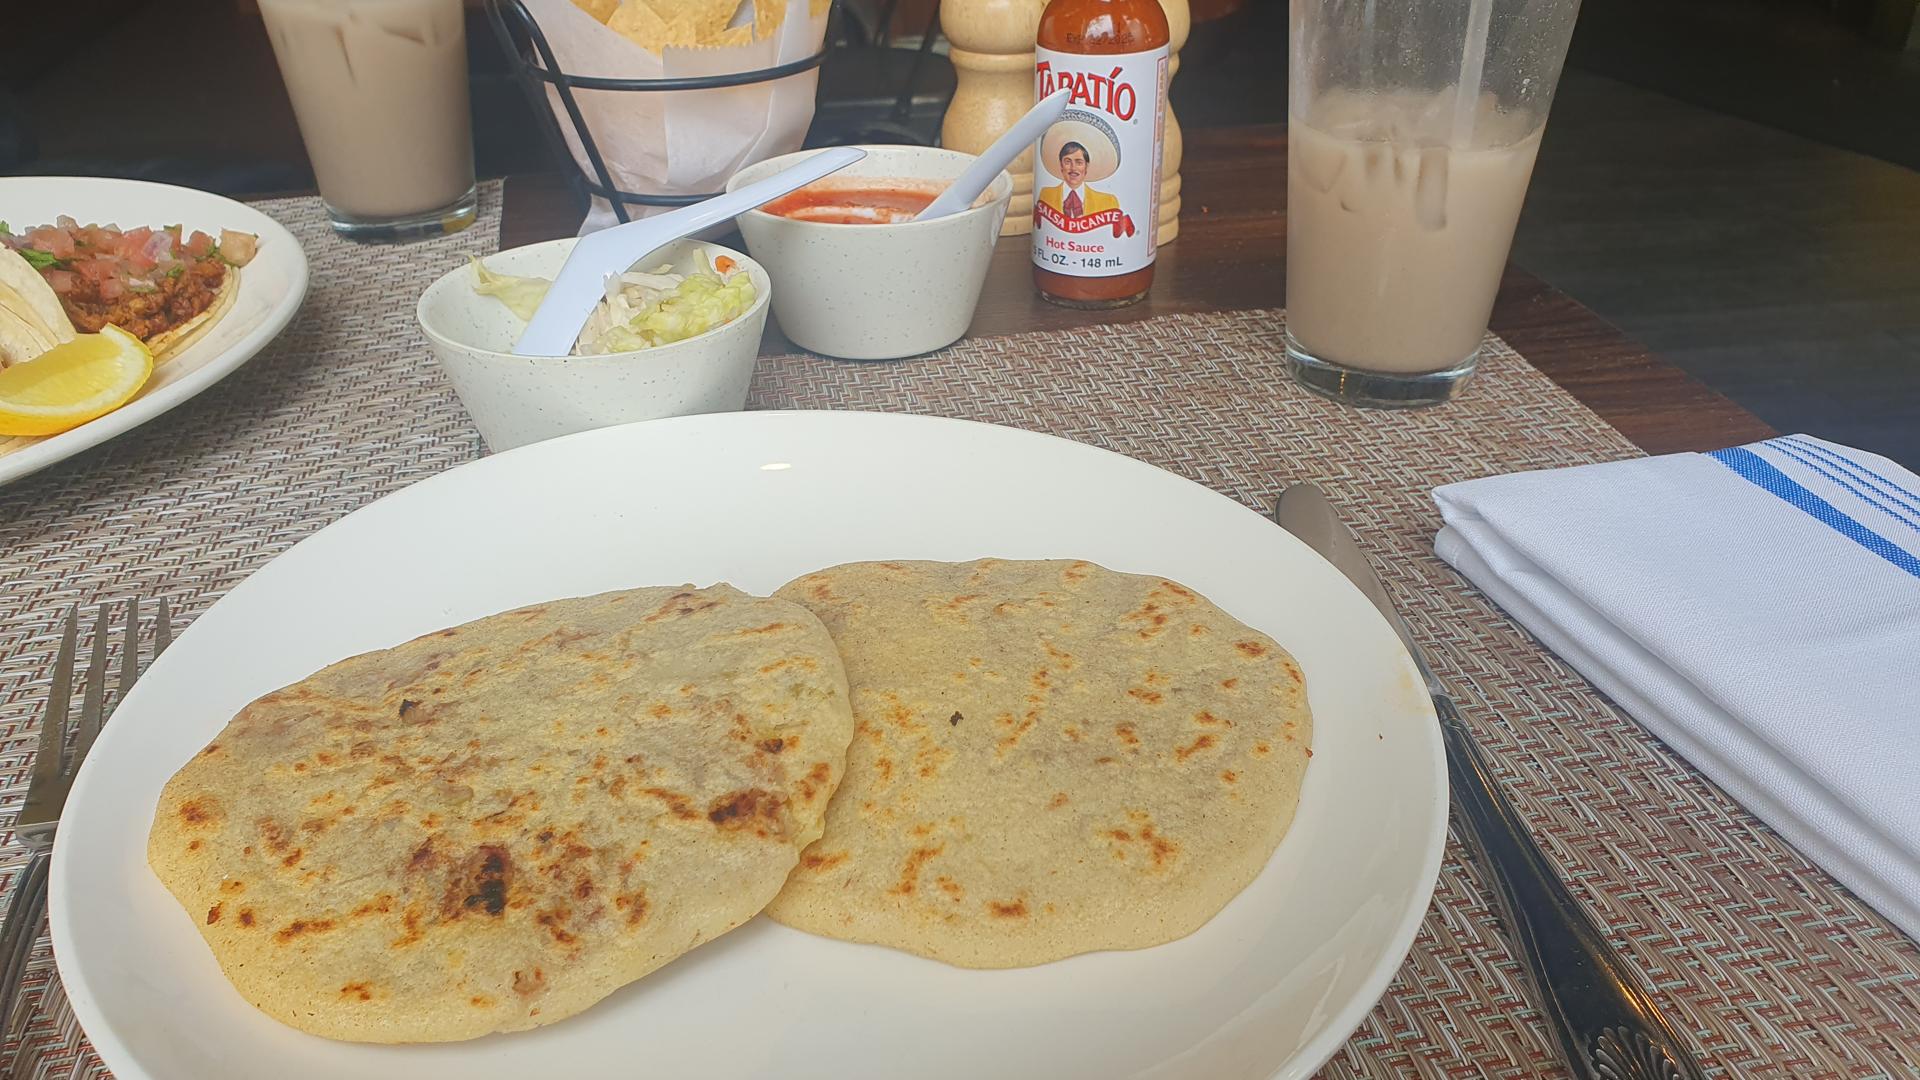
(501, 124, 1776, 457)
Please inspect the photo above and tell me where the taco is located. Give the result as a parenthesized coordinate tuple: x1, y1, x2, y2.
(0, 289, 59, 366)
(0, 218, 256, 367)
(0, 247, 75, 362)
(142, 262, 242, 361)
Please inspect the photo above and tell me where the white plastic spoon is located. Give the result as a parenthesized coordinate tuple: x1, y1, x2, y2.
(913, 88, 1073, 223)
(513, 146, 866, 357)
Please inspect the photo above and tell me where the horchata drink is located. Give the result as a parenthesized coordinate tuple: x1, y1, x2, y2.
(1285, 0, 1583, 407)
(1287, 93, 1542, 377)
(260, 0, 478, 242)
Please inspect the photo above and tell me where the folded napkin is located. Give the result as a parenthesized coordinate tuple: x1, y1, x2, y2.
(1434, 435, 1920, 939)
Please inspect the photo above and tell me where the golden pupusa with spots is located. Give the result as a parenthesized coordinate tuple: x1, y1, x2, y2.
(146, 584, 854, 1043)
(766, 559, 1313, 967)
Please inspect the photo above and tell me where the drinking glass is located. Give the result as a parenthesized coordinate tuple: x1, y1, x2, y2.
(1285, 0, 1583, 407)
(260, 0, 479, 242)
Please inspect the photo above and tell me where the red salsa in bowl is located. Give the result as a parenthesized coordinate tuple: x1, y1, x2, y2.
(759, 181, 942, 225)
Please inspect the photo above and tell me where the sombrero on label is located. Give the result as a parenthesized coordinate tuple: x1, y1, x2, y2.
(1039, 112, 1123, 183)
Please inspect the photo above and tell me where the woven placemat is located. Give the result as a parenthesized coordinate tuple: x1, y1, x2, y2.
(2, 189, 1916, 1079)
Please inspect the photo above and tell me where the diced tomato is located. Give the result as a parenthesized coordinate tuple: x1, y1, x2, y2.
(74, 258, 117, 283)
(41, 269, 75, 293)
(28, 226, 74, 259)
(183, 231, 215, 258)
(96, 277, 126, 302)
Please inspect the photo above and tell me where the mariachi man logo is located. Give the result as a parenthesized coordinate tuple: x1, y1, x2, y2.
(1035, 119, 1138, 238)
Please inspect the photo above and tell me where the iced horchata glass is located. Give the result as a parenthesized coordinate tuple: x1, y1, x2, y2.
(1284, 0, 1583, 407)
(260, 0, 479, 242)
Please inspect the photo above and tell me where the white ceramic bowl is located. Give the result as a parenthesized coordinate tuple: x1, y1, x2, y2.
(727, 145, 1012, 360)
(416, 237, 771, 452)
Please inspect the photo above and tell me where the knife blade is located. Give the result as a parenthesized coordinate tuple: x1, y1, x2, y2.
(1274, 482, 1708, 1080)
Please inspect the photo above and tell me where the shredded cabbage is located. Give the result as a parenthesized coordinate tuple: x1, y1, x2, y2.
(469, 258, 551, 322)
(471, 254, 755, 355)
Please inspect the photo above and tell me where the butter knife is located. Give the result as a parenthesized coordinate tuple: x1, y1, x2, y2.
(1274, 483, 1708, 1080)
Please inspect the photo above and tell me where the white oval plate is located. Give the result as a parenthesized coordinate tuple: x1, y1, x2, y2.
(0, 177, 308, 485)
(52, 411, 1446, 1080)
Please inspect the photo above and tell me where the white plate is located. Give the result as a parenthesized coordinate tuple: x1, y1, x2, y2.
(52, 412, 1446, 1080)
(0, 177, 308, 485)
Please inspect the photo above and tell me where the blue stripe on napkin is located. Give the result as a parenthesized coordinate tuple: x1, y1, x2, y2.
(1779, 436, 1920, 527)
(1766, 442, 1920, 536)
(1709, 447, 1920, 580)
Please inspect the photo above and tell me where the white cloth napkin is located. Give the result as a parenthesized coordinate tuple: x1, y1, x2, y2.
(1433, 435, 1920, 939)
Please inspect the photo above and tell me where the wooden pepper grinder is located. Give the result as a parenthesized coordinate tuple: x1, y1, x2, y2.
(1157, 0, 1189, 244)
(941, 0, 1051, 236)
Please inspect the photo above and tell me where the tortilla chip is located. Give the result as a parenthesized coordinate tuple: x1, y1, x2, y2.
(660, 0, 743, 39)
(712, 23, 753, 45)
(626, 0, 739, 47)
(608, 0, 673, 51)
(709, 0, 751, 37)
(569, 0, 619, 22)
(665, 11, 703, 45)
(752, 0, 786, 40)
(808, 0, 830, 18)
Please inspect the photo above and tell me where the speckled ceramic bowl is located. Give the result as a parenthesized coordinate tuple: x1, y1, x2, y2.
(728, 145, 1013, 360)
(416, 237, 770, 452)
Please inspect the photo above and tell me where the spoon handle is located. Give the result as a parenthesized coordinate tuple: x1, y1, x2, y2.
(513, 146, 866, 357)
(916, 88, 1073, 222)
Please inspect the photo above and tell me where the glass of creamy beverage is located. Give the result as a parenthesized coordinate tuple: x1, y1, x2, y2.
(1285, 0, 1583, 406)
(260, 0, 478, 242)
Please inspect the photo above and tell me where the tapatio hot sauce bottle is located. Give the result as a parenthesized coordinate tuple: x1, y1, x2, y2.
(1031, 0, 1170, 308)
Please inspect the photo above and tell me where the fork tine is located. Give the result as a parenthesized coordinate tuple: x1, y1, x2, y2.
(117, 596, 139, 715)
(20, 608, 79, 824)
(155, 597, 172, 655)
(74, 598, 138, 767)
(73, 605, 109, 769)
(0, 850, 50, 1041)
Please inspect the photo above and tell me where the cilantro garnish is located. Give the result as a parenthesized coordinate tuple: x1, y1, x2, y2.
(18, 248, 61, 271)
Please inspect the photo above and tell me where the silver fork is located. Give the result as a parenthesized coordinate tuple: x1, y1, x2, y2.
(0, 598, 171, 1038)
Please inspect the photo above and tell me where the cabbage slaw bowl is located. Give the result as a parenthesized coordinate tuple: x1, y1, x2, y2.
(417, 237, 771, 452)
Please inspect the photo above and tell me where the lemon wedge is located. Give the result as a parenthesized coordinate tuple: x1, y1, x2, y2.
(0, 326, 153, 436)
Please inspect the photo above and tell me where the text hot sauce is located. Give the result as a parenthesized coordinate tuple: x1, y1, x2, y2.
(1031, 0, 1169, 308)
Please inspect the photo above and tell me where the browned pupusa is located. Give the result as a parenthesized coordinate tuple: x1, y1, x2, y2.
(766, 559, 1313, 967)
(147, 585, 854, 1043)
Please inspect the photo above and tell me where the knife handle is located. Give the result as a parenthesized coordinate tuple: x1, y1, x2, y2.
(1436, 695, 1708, 1080)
